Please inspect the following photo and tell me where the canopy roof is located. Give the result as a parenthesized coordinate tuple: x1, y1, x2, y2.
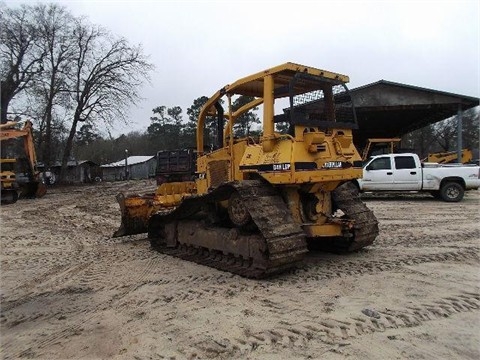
(349, 80, 479, 148)
(224, 62, 349, 98)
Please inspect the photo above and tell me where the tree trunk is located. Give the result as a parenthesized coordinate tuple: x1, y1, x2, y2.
(44, 99, 54, 167)
(0, 82, 14, 156)
(0, 81, 14, 124)
(60, 116, 79, 183)
(1, 98, 9, 124)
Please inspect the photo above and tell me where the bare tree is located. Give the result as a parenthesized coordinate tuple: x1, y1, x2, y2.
(461, 106, 479, 151)
(0, 4, 46, 123)
(30, 3, 76, 167)
(406, 106, 479, 156)
(402, 124, 435, 157)
(59, 18, 153, 181)
(433, 117, 458, 151)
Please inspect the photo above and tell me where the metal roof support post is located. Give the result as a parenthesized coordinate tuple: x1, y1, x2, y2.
(125, 149, 129, 180)
(456, 103, 463, 163)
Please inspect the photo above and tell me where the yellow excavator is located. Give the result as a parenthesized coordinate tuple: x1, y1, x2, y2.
(0, 120, 46, 204)
(114, 63, 379, 277)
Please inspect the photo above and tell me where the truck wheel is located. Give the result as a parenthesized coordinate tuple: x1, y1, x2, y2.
(440, 182, 464, 202)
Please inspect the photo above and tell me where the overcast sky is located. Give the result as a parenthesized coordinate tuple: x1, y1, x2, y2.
(7, 0, 480, 135)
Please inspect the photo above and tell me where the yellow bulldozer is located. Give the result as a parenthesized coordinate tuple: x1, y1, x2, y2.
(0, 120, 46, 204)
(423, 149, 473, 164)
(114, 63, 379, 277)
(361, 138, 402, 161)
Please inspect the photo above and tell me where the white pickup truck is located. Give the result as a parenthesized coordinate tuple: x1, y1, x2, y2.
(356, 153, 480, 202)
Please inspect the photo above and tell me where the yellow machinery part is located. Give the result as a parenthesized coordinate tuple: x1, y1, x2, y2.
(113, 63, 379, 277)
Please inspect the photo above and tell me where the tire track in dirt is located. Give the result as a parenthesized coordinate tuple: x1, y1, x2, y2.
(378, 220, 476, 230)
(1, 241, 160, 342)
(109, 255, 256, 310)
(1, 240, 236, 320)
(2, 249, 195, 359)
(1, 262, 93, 313)
(2, 238, 153, 296)
(116, 246, 479, 308)
(188, 291, 480, 358)
(3, 244, 477, 320)
(4, 233, 95, 296)
(287, 247, 479, 283)
(118, 247, 479, 307)
(374, 228, 480, 248)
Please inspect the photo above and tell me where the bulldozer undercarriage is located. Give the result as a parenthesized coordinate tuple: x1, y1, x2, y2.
(147, 180, 378, 278)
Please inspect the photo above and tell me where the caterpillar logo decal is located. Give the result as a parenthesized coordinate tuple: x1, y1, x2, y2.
(240, 162, 317, 172)
(273, 163, 291, 171)
(322, 161, 343, 169)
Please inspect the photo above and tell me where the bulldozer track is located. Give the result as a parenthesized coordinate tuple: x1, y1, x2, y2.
(332, 182, 379, 251)
(150, 180, 308, 278)
(148, 181, 380, 278)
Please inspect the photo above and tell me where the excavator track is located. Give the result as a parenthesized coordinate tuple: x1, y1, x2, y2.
(148, 180, 308, 278)
(331, 182, 379, 252)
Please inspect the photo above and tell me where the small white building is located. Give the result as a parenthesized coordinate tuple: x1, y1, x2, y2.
(101, 155, 156, 181)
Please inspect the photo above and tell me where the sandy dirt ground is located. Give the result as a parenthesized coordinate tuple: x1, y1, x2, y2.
(1, 180, 479, 360)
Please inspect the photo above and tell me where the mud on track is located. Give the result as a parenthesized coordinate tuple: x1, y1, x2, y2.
(1, 181, 479, 359)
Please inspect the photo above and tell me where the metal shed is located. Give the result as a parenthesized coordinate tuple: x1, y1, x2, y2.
(350, 80, 479, 149)
(101, 156, 156, 181)
(290, 80, 479, 149)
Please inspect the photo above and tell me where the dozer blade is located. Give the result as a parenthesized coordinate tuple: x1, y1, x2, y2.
(113, 193, 155, 237)
(113, 182, 196, 238)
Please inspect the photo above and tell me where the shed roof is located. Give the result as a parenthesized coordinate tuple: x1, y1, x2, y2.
(38, 160, 98, 168)
(349, 80, 479, 148)
(101, 156, 154, 168)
